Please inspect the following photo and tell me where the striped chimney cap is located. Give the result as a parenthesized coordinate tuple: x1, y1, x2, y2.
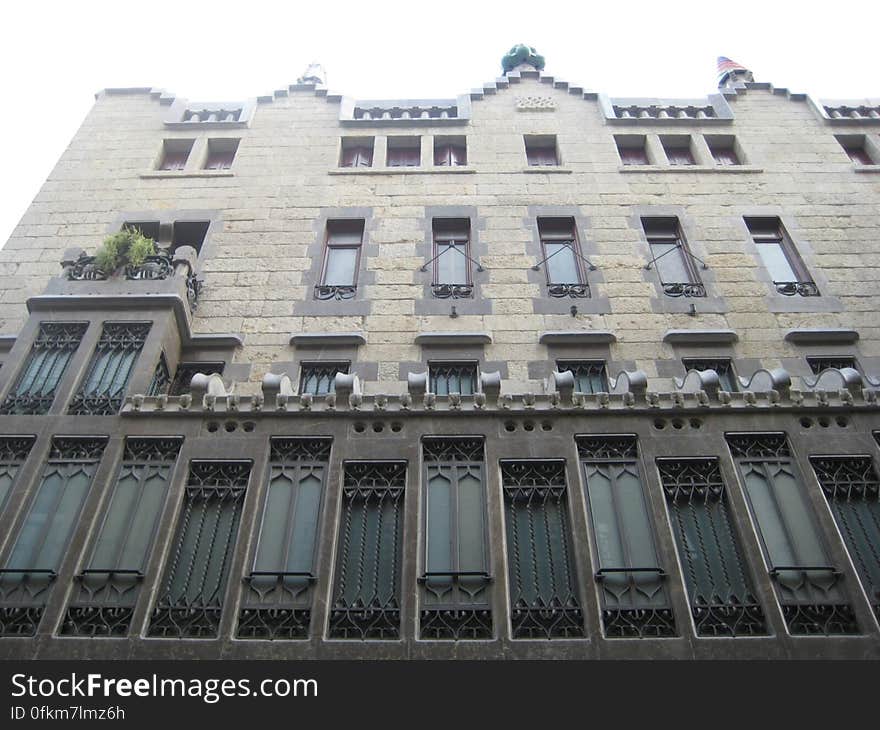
(717, 56, 751, 86)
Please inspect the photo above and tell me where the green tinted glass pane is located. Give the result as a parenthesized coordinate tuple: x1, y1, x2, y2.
(254, 470, 294, 571)
(585, 466, 625, 569)
(426, 469, 452, 572)
(288, 472, 322, 572)
(740, 464, 796, 567)
(34, 466, 92, 569)
(457, 469, 486, 572)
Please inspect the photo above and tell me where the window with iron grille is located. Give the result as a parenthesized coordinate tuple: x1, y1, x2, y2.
(431, 218, 473, 299)
(0, 322, 88, 415)
(158, 139, 193, 170)
(420, 437, 492, 640)
(386, 136, 420, 167)
(807, 356, 858, 375)
(68, 322, 151, 415)
(642, 217, 705, 298)
(538, 217, 590, 298)
(0, 437, 36, 516)
(148, 460, 251, 638)
(682, 358, 738, 392)
(433, 136, 467, 166)
(168, 361, 224, 397)
(745, 217, 819, 297)
(726, 433, 858, 635)
(203, 138, 239, 170)
(660, 135, 696, 165)
(556, 360, 607, 394)
(524, 135, 559, 166)
(148, 353, 171, 396)
(299, 362, 349, 396)
(429, 362, 478, 396)
(315, 219, 364, 300)
(577, 435, 677, 638)
(0, 437, 107, 637)
(339, 137, 374, 168)
(61, 437, 183, 637)
(501, 460, 584, 639)
(658, 458, 767, 636)
(809, 455, 880, 622)
(329, 461, 406, 639)
(238, 438, 331, 640)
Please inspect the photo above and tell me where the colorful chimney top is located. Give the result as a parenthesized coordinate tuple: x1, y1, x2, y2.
(717, 56, 753, 88)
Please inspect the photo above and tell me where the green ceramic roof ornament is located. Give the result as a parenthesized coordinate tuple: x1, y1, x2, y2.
(501, 44, 546, 74)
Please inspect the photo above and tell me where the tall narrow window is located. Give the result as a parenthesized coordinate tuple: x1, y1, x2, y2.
(386, 137, 420, 167)
(0, 322, 88, 415)
(203, 138, 239, 170)
(538, 217, 589, 298)
(61, 438, 183, 637)
(148, 460, 251, 638)
(682, 358, 739, 392)
(809, 456, 880, 622)
(431, 218, 473, 299)
(524, 135, 559, 166)
(238, 438, 331, 640)
(433, 137, 467, 166)
(556, 361, 607, 394)
(661, 135, 696, 165)
(68, 322, 151, 415)
(429, 362, 478, 396)
(339, 137, 374, 168)
(329, 461, 406, 639)
(147, 353, 171, 396)
(0, 437, 36, 515)
(299, 362, 349, 396)
(420, 437, 492, 639)
(658, 458, 767, 636)
(745, 217, 819, 297)
(577, 435, 677, 638)
(726, 433, 858, 635)
(642, 217, 705, 298)
(0, 437, 107, 637)
(315, 219, 364, 300)
(501, 461, 584, 639)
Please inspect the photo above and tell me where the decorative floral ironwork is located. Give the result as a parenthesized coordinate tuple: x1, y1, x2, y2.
(237, 607, 312, 640)
(601, 607, 677, 638)
(422, 437, 484, 462)
(781, 602, 859, 635)
(420, 607, 493, 640)
(429, 363, 478, 396)
(269, 437, 332, 463)
(123, 437, 183, 462)
(61, 606, 135, 637)
(124, 252, 173, 280)
(0, 606, 46, 636)
(662, 282, 706, 298)
(431, 283, 473, 299)
(0, 436, 36, 463)
(774, 280, 820, 297)
(49, 437, 107, 461)
(187, 460, 251, 488)
(314, 284, 357, 300)
(726, 433, 790, 460)
(557, 361, 608, 394)
(547, 283, 590, 298)
(576, 435, 637, 460)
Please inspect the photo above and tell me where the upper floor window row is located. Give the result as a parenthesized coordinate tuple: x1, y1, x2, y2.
(157, 138, 240, 172)
(616, 134, 744, 167)
(340, 136, 467, 169)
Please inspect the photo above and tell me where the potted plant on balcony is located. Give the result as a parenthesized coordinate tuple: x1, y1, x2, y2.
(93, 227, 158, 274)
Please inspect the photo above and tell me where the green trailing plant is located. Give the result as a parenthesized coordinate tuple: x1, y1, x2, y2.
(93, 227, 157, 272)
(501, 44, 545, 74)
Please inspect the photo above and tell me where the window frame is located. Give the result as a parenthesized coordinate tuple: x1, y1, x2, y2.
(660, 135, 696, 166)
(641, 216, 704, 297)
(555, 359, 608, 394)
(339, 137, 375, 168)
(203, 138, 240, 170)
(386, 137, 421, 168)
(431, 218, 473, 295)
(537, 217, 587, 290)
(682, 357, 739, 392)
(433, 137, 467, 167)
(524, 135, 559, 166)
(318, 219, 365, 296)
(158, 139, 194, 171)
(298, 361, 350, 396)
(428, 360, 480, 396)
(744, 216, 817, 296)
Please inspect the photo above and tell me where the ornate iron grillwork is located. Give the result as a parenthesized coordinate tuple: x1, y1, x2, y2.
(148, 353, 171, 396)
(579, 435, 677, 638)
(682, 358, 738, 392)
(810, 456, 880, 620)
(314, 284, 357, 300)
(329, 461, 406, 639)
(431, 283, 473, 299)
(501, 461, 584, 639)
(68, 322, 151, 415)
(186, 271, 203, 310)
(556, 361, 608, 394)
(727, 433, 858, 635)
(0, 436, 36, 513)
(124, 250, 173, 280)
(547, 283, 590, 298)
(299, 363, 348, 396)
(774, 281, 820, 297)
(807, 357, 857, 375)
(61, 437, 182, 637)
(168, 362, 224, 397)
(148, 460, 250, 638)
(66, 253, 107, 281)
(0, 322, 88, 415)
(658, 458, 767, 636)
(420, 437, 492, 639)
(0, 436, 106, 637)
(429, 362, 478, 396)
(662, 282, 706, 298)
(238, 440, 331, 640)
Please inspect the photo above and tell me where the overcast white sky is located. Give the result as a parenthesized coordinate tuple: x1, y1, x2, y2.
(1, 0, 878, 247)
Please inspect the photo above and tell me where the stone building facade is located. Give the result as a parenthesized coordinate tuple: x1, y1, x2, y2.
(0, 51, 878, 659)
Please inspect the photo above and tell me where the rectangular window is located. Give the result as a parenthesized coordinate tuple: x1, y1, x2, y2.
(615, 135, 648, 165)
(577, 435, 677, 638)
(386, 137, 421, 167)
(171, 220, 210, 256)
(501, 460, 584, 639)
(168, 361, 224, 396)
(299, 362, 349, 396)
(433, 136, 467, 166)
(68, 322, 150, 415)
(726, 433, 858, 635)
(61, 437, 182, 637)
(807, 356, 858, 375)
(238, 438, 331, 640)
(340, 137, 374, 168)
(420, 437, 492, 639)
(203, 138, 239, 170)
(329, 461, 406, 639)
(148, 460, 251, 638)
(0, 322, 88, 415)
(661, 135, 696, 165)
(556, 360, 607, 394)
(429, 362, 478, 396)
(158, 139, 193, 171)
(431, 218, 472, 298)
(0, 437, 36, 515)
(835, 134, 876, 165)
(658, 458, 767, 636)
(809, 455, 880, 621)
(642, 217, 705, 297)
(538, 217, 589, 298)
(745, 217, 818, 296)
(705, 135, 741, 165)
(316, 219, 364, 300)
(682, 358, 738, 392)
(524, 135, 559, 166)
(0, 437, 107, 637)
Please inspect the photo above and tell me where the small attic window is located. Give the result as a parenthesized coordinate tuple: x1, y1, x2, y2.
(172, 221, 210, 255)
(159, 140, 193, 171)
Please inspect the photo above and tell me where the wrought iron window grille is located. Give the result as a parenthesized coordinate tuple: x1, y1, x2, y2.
(0, 436, 36, 514)
(148, 353, 171, 396)
(556, 361, 608, 394)
(314, 284, 357, 300)
(644, 243, 708, 298)
(429, 362, 479, 396)
(168, 361, 225, 397)
(682, 358, 738, 392)
(774, 281, 820, 297)
(299, 363, 349, 396)
(807, 357, 857, 375)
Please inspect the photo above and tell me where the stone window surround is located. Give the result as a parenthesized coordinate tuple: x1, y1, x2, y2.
(834, 133, 880, 168)
(143, 134, 242, 179)
(656, 343, 761, 392)
(528, 332, 628, 388)
(294, 208, 377, 317)
(615, 132, 756, 172)
(780, 329, 876, 384)
(735, 211, 842, 314)
(399, 339, 508, 384)
(524, 206, 610, 316)
(627, 207, 728, 315)
(271, 334, 378, 390)
(332, 134, 471, 172)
